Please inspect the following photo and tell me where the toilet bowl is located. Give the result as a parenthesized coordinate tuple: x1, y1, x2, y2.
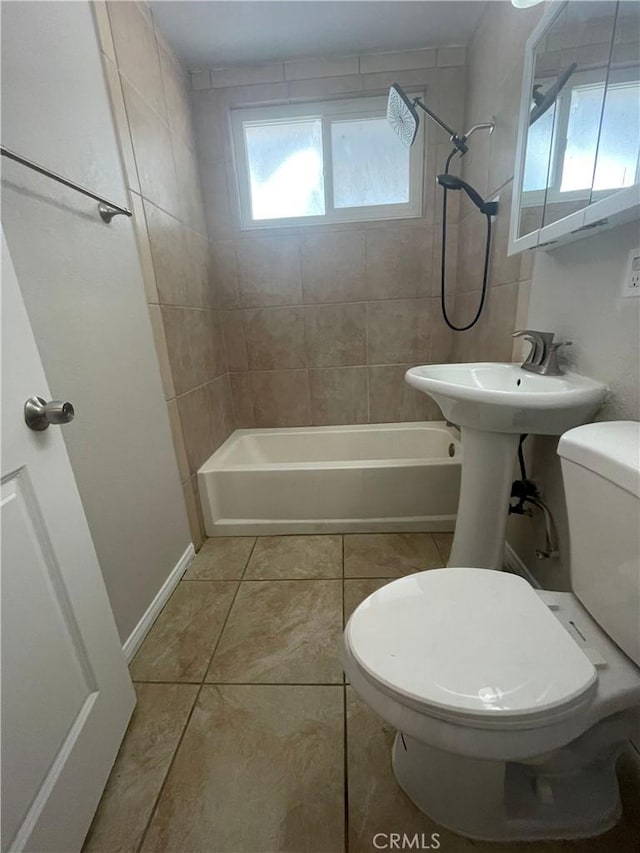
(343, 421, 640, 842)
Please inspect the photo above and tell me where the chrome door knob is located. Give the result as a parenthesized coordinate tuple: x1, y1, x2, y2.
(24, 396, 75, 431)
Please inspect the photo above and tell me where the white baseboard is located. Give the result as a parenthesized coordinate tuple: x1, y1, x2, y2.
(504, 542, 542, 589)
(122, 543, 195, 662)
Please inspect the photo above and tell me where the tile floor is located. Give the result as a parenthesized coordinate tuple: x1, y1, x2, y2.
(84, 533, 640, 853)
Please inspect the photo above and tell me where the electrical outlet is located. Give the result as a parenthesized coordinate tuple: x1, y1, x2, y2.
(621, 248, 640, 298)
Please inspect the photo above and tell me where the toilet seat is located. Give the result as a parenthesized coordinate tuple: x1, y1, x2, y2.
(345, 568, 598, 730)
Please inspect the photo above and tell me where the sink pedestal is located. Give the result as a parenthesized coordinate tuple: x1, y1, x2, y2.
(448, 428, 520, 571)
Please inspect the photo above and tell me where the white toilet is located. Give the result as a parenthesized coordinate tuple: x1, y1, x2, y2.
(343, 421, 640, 842)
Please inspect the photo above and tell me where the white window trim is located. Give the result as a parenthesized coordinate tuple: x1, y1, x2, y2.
(230, 93, 425, 230)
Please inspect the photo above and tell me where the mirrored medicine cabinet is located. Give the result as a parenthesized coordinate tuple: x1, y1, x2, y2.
(509, 0, 640, 255)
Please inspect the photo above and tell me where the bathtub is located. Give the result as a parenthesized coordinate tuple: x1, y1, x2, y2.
(198, 421, 461, 536)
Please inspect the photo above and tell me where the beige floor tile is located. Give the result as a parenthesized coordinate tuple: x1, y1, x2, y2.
(83, 683, 197, 853)
(245, 534, 342, 579)
(344, 578, 398, 624)
(130, 581, 237, 682)
(184, 536, 256, 580)
(346, 688, 478, 853)
(141, 684, 344, 853)
(206, 580, 343, 684)
(344, 533, 443, 578)
(433, 532, 454, 566)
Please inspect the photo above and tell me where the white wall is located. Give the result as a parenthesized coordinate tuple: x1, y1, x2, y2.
(1, 1, 191, 642)
(507, 220, 640, 589)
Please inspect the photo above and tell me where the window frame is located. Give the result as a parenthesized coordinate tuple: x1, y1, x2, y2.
(230, 93, 425, 230)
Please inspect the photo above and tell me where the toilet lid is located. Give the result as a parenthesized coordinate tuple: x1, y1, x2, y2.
(346, 569, 597, 728)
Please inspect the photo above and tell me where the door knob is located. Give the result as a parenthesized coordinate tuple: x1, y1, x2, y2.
(24, 396, 75, 431)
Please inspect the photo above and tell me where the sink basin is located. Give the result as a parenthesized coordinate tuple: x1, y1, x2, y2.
(406, 362, 607, 434)
(406, 362, 608, 570)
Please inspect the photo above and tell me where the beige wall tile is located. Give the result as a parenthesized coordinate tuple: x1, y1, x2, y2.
(304, 303, 367, 367)
(452, 282, 519, 363)
(309, 366, 368, 425)
(237, 236, 302, 307)
(182, 475, 203, 549)
(367, 299, 432, 364)
(229, 372, 255, 428)
(158, 46, 195, 152)
(366, 226, 433, 300)
(102, 55, 140, 194)
(166, 398, 190, 483)
(173, 139, 208, 236)
(288, 74, 363, 100)
(130, 193, 158, 303)
(83, 683, 198, 853)
(512, 280, 532, 362)
(122, 79, 180, 216)
(222, 310, 249, 372)
(148, 305, 176, 399)
(285, 55, 359, 81)
(183, 230, 214, 308)
(361, 67, 437, 92)
(488, 68, 523, 194)
(300, 230, 366, 304)
(368, 363, 441, 423)
(93, 0, 115, 63)
(251, 370, 310, 427)
(144, 200, 189, 305)
(190, 70, 212, 90)
(244, 307, 306, 370)
(177, 384, 210, 472)
(211, 240, 240, 309)
(437, 46, 467, 67)
(211, 63, 285, 88)
(202, 162, 234, 241)
(161, 306, 194, 394)
(359, 48, 437, 74)
(107, 0, 166, 119)
(489, 184, 521, 287)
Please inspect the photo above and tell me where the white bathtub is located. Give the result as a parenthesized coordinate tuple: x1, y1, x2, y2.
(198, 421, 461, 536)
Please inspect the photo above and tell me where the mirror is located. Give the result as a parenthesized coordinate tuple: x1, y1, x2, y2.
(591, 1, 640, 203)
(514, 0, 639, 245)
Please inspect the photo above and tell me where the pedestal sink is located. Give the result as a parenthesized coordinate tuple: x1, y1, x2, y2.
(406, 363, 607, 570)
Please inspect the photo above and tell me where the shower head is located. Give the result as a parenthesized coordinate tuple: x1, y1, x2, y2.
(437, 173, 498, 216)
(387, 84, 420, 147)
(387, 83, 468, 153)
(530, 62, 578, 125)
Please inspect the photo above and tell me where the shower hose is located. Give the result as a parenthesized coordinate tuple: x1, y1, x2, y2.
(440, 147, 492, 331)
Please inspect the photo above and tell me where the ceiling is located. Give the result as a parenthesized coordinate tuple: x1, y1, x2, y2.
(150, 1, 487, 71)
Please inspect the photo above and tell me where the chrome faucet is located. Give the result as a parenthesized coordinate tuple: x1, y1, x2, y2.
(512, 330, 572, 376)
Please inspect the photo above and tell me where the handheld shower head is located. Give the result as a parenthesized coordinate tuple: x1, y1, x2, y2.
(437, 174, 498, 216)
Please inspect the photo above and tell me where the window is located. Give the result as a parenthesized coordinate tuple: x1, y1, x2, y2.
(230, 94, 424, 229)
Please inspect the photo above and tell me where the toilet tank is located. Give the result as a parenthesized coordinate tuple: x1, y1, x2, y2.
(558, 422, 640, 666)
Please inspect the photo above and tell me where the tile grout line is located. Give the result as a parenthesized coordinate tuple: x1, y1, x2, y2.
(341, 533, 350, 853)
(135, 538, 259, 853)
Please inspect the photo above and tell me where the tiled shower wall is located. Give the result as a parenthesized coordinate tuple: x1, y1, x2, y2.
(451, 1, 545, 361)
(95, 1, 233, 547)
(190, 47, 469, 428)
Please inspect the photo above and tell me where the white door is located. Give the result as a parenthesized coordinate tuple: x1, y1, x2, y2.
(1, 229, 135, 853)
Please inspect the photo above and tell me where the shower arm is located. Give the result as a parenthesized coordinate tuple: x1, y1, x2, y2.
(412, 97, 469, 154)
(412, 98, 495, 156)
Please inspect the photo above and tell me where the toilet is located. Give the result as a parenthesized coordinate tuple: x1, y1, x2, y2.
(343, 421, 640, 842)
